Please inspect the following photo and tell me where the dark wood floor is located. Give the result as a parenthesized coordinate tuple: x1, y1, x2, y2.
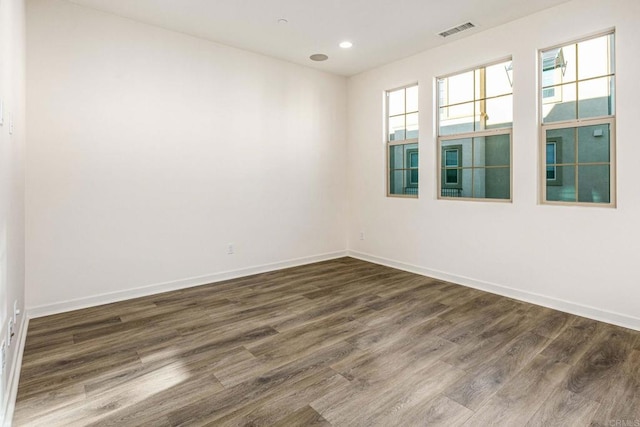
(14, 257, 640, 426)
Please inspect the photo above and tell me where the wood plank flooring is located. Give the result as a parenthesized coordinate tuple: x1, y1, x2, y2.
(14, 257, 640, 426)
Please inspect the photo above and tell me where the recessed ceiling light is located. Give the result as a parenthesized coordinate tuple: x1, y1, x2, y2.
(310, 53, 328, 62)
(339, 41, 353, 49)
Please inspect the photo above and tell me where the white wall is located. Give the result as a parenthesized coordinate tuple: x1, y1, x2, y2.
(0, 0, 27, 422)
(347, 0, 640, 330)
(25, 0, 348, 313)
(25, 0, 640, 331)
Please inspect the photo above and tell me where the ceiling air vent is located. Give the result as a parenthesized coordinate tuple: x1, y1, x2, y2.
(438, 22, 475, 38)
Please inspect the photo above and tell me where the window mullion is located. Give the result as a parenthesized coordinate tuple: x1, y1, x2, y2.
(479, 68, 487, 131)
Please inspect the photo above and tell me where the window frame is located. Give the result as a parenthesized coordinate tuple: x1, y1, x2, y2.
(436, 57, 513, 202)
(545, 138, 563, 185)
(386, 82, 419, 198)
(442, 145, 462, 187)
(539, 30, 616, 207)
(407, 148, 419, 187)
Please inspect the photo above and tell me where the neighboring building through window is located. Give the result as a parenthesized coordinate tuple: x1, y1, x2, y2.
(540, 32, 615, 205)
(437, 59, 513, 200)
(387, 84, 418, 197)
(542, 48, 566, 103)
(546, 141, 558, 180)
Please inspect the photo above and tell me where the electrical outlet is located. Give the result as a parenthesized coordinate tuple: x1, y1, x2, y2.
(227, 244, 234, 255)
(13, 300, 19, 324)
(1, 340, 5, 371)
(360, 231, 365, 240)
(7, 319, 13, 346)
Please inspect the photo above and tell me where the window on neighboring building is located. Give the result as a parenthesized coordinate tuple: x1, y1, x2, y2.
(437, 59, 513, 200)
(546, 140, 560, 183)
(540, 32, 615, 205)
(542, 48, 566, 103)
(387, 84, 418, 197)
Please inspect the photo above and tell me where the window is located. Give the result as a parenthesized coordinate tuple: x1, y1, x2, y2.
(387, 84, 418, 197)
(407, 149, 419, 186)
(546, 142, 558, 181)
(444, 148, 461, 184)
(546, 139, 563, 185)
(441, 145, 463, 197)
(437, 59, 513, 200)
(542, 48, 566, 103)
(540, 32, 615, 205)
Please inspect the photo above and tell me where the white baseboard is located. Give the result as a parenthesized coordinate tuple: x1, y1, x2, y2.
(349, 250, 640, 332)
(28, 251, 348, 318)
(2, 313, 28, 427)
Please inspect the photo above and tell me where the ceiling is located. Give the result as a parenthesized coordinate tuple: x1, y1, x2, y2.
(66, 0, 573, 76)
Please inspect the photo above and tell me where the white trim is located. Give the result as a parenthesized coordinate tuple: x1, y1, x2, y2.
(348, 250, 640, 332)
(2, 314, 28, 427)
(27, 251, 348, 318)
(436, 55, 513, 81)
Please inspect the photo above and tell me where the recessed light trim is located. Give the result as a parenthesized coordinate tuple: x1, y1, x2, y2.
(339, 41, 353, 49)
(310, 53, 328, 61)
